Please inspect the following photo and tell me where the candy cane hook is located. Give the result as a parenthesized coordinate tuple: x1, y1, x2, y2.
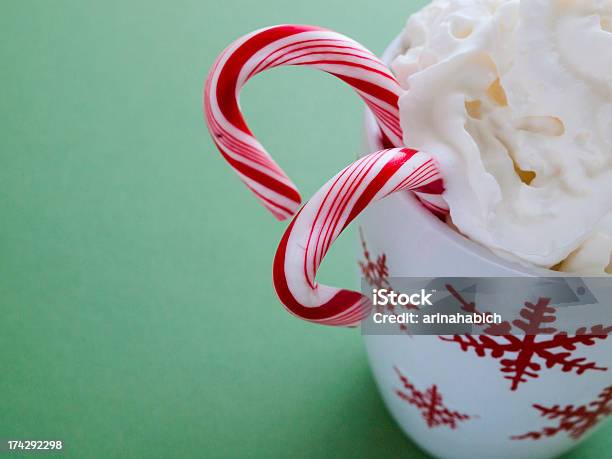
(204, 25, 404, 220)
(273, 148, 444, 326)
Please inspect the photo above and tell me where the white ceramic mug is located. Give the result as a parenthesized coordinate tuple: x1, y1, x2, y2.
(357, 179, 612, 459)
(350, 39, 612, 459)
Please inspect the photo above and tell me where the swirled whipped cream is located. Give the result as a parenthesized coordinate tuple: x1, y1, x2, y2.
(392, 0, 612, 274)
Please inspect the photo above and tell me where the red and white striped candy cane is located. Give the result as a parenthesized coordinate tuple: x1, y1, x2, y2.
(273, 147, 444, 326)
(204, 24, 405, 220)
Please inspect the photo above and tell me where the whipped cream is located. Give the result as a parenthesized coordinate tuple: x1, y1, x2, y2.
(392, 0, 612, 274)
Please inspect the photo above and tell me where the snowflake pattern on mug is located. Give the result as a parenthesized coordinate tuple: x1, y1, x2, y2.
(358, 228, 390, 290)
(511, 385, 612, 441)
(394, 367, 474, 429)
(359, 230, 418, 334)
(441, 286, 611, 391)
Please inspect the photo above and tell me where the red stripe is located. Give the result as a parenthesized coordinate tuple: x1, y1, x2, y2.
(216, 25, 325, 134)
(272, 49, 385, 70)
(213, 125, 277, 173)
(347, 149, 415, 223)
(366, 102, 397, 127)
(298, 60, 397, 84)
(366, 104, 402, 140)
(366, 100, 399, 125)
(380, 130, 396, 148)
(273, 213, 365, 322)
(413, 178, 445, 194)
(318, 152, 384, 265)
(249, 38, 349, 78)
(250, 187, 294, 218)
(302, 159, 360, 288)
(407, 167, 437, 189)
(331, 73, 400, 113)
(205, 91, 273, 168)
(313, 152, 382, 275)
(365, 99, 402, 135)
(260, 41, 375, 73)
(390, 159, 431, 193)
(216, 141, 301, 204)
(419, 198, 448, 217)
(206, 105, 277, 172)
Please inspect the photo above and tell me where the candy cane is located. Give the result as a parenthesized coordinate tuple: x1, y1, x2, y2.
(204, 24, 406, 221)
(273, 148, 444, 326)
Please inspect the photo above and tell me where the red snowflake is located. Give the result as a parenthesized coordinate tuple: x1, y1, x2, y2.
(441, 285, 611, 391)
(512, 385, 612, 441)
(359, 230, 418, 334)
(358, 228, 390, 290)
(394, 366, 474, 429)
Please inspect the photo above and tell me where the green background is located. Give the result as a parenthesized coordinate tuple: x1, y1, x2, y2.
(1, 1, 610, 457)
